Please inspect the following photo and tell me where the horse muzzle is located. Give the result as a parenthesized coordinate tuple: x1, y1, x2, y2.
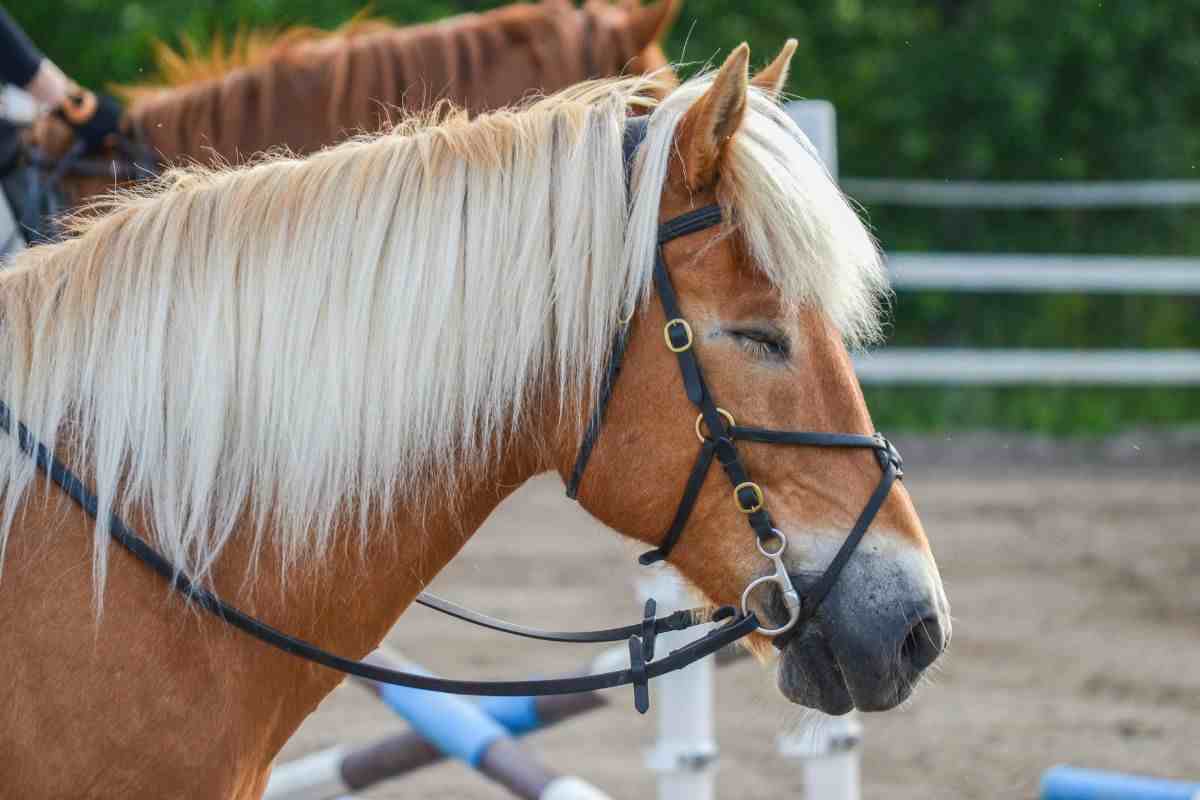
(768, 544, 950, 714)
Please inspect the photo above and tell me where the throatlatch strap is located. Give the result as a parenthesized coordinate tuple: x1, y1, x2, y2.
(564, 115, 653, 499)
(566, 325, 630, 499)
(639, 439, 718, 565)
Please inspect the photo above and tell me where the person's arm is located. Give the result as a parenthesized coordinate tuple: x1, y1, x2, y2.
(0, 6, 121, 151)
(26, 59, 72, 110)
(0, 7, 62, 99)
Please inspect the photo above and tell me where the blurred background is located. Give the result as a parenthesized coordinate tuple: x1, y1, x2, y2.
(12, 0, 1200, 435)
(6, 3, 1197, 800)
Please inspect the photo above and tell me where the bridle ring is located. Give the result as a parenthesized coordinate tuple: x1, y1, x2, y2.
(694, 408, 736, 443)
(740, 529, 802, 637)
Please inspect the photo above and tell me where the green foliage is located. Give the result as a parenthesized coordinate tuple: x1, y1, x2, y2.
(665, 1, 1200, 435)
(10, 0, 1200, 434)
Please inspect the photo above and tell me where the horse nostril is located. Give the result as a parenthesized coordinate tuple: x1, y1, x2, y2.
(900, 614, 944, 672)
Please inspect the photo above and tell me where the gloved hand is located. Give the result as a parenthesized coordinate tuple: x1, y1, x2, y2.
(55, 87, 122, 153)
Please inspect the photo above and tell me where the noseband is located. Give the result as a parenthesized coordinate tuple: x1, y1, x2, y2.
(0, 116, 902, 713)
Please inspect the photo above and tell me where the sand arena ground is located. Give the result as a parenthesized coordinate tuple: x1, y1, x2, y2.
(278, 435, 1200, 799)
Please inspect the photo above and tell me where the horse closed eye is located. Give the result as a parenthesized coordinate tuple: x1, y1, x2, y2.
(731, 329, 790, 360)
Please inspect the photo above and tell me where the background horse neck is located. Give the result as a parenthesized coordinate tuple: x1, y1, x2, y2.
(126, 3, 667, 164)
(0, 428, 547, 799)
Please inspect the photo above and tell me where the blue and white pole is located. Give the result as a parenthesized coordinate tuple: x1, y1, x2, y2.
(263, 648, 611, 800)
(1041, 766, 1200, 800)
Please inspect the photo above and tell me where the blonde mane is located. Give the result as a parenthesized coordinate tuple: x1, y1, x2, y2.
(0, 74, 883, 601)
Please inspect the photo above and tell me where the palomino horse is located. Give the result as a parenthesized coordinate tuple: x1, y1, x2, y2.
(28, 0, 677, 210)
(0, 44, 949, 798)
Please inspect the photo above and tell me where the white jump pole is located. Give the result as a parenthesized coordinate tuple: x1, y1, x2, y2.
(638, 569, 718, 800)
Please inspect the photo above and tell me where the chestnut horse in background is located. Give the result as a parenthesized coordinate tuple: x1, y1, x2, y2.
(29, 0, 677, 209)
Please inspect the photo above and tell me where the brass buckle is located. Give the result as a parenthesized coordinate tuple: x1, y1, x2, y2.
(694, 408, 735, 443)
(663, 318, 693, 352)
(734, 481, 764, 514)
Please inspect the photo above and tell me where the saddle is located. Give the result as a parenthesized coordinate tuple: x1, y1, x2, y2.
(0, 117, 156, 256)
(0, 120, 68, 255)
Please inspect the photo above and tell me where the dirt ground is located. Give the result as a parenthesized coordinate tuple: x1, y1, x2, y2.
(277, 436, 1199, 799)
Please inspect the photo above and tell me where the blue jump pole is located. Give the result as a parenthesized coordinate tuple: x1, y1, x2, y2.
(1041, 766, 1200, 800)
(371, 681, 512, 768)
(263, 650, 611, 800)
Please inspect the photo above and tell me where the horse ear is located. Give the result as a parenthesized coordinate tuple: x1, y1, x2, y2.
(750, 39, 797, 100)
(675, 43, 749, 191)
(629, 0, 679, 49)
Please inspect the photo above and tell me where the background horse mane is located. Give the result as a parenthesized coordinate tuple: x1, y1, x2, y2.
(0, 73, 882, 605)
(113, 13, 393, 104)
(114, 0, 678, 163)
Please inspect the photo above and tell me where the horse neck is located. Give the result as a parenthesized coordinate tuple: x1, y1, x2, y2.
(0, 413, 552, 795)
(128, 8, 595, 165)
(231, 434, 550, 665)
(194, 425, 551, 761)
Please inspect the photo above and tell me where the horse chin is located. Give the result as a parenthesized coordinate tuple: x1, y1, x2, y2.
(775, 629, 856, 715)
(776, 625, 920, 714)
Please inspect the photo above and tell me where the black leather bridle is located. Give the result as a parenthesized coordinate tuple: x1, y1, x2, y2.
(0, 116, 902, 713)
(565, 117, 904, 651)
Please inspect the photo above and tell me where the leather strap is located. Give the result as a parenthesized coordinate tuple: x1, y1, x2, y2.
(772, 456, 901, 651)
(565, 324, 629, 499)
(658, 205, 723, 244)
(0, 399, 757, 712)
(564, 116, 650, 499)
(413, 590, 709, 644)
(638, 439, 717, 566)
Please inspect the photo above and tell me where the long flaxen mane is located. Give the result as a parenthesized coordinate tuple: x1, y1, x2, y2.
(113, 1, 677, 164)
(0, 73, 884, 602)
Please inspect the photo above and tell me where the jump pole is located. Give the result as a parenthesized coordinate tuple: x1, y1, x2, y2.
(267, 629, 753, 799)
(777, 713, 863, 800)
(264, 647, 611, 800)
(1041, 766, 1200, 800)
(638, 569, 719, 800)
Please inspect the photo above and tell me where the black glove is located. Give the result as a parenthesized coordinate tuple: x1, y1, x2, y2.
(55, 89, 123, 153)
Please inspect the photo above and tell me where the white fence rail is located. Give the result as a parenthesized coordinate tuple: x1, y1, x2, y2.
(854, 350, 1200, 386)
(781, 100, 1200, 388)
(842, 178, 1200, 208)
(887, 253, 1200, 294)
